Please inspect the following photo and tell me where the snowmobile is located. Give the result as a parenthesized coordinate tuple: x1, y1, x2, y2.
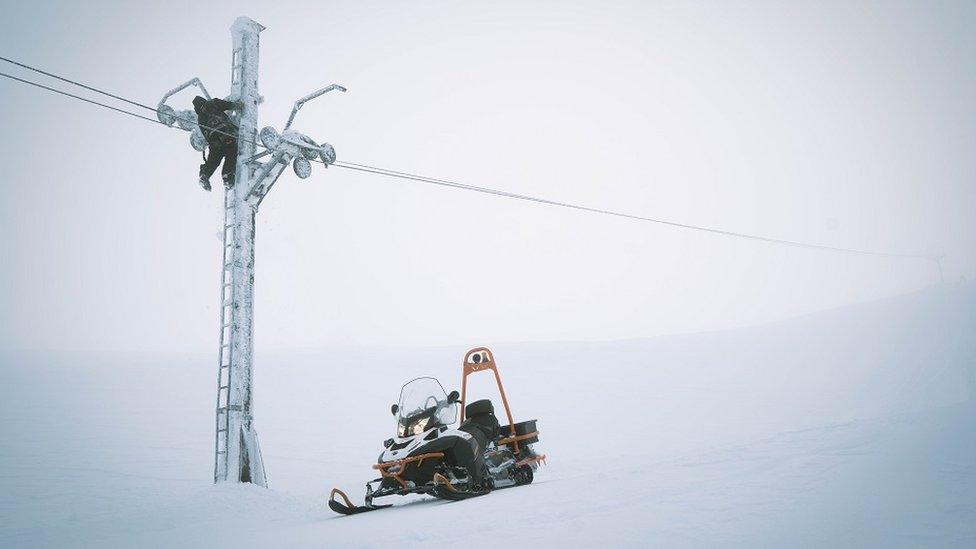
(329, 347, 546, 515)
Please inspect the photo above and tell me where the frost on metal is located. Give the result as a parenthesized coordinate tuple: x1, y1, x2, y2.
(156, 78, 210, 127)
(157, 15, 344, 487)
(292, 156, 312, 179)
(190, 128, 207, 152)
(214, 16, 268, 487)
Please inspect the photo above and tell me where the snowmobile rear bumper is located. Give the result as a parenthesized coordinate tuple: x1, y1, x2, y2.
(516, 453, 547, 467)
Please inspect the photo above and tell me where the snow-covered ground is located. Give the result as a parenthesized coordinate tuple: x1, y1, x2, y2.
(1, 282, 974, 547)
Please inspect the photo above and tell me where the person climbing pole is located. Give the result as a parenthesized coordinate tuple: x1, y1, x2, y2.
(192, 96, 243, 191)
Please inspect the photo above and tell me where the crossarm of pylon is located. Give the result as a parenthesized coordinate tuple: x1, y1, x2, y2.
(246, 152, 290, 207)
(158, 78, 211, 110)
(283, 84, 347, 130)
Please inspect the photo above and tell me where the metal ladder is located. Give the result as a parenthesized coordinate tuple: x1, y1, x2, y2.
(232, 47, 243, 87)
(214, 44, 245, 483)
(214, 187, 236, 482)
(228, 47, 244, 127)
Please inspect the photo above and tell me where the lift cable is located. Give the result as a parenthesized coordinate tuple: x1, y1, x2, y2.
(0, 60, 937, 263)
(0, 55, 161, 114)
(328, 161, 932, 260)
(0, 57, 261, 148)
(0, 70, 164, 125)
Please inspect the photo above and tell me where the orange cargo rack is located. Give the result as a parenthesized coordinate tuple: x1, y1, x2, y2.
(460, 347, 543, 461)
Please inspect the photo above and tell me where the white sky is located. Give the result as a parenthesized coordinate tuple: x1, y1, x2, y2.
(0, 0, 973, 352)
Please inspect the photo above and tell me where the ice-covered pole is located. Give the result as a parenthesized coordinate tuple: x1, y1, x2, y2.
(283, 84, 347, 131)
(155, 15, 343, 487)
(215, 16, 267, 487)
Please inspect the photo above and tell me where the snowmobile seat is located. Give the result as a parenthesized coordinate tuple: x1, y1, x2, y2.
(465, 399, 494, 418)
(460, 399, 501, 441)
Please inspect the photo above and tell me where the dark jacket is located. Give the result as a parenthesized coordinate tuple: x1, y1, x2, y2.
(192, 96, 240, 142)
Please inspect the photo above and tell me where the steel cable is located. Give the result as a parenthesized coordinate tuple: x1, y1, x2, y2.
(0, 59, 936, 262)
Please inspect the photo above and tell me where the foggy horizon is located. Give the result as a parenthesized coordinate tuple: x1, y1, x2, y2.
(2, 0, 974, 352)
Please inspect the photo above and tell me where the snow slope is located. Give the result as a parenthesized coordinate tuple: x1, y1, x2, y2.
(1, 282, 974, 547)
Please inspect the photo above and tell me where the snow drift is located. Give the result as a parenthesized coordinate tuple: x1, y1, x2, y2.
(0, 282, 973, 547)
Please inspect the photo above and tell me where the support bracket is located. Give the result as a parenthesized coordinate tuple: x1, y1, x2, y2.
(283, 84, 347, 130)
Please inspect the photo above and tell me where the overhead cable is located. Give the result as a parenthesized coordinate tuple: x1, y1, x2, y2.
(0, 59, 935, 262)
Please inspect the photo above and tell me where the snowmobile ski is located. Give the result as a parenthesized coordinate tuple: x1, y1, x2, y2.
(328, 488, 391, 516)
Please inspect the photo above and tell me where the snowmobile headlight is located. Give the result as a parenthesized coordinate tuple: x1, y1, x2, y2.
(411, 417, 430, 436)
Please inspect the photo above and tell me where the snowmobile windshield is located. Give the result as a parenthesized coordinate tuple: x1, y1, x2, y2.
(396, 377, 458, 438)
